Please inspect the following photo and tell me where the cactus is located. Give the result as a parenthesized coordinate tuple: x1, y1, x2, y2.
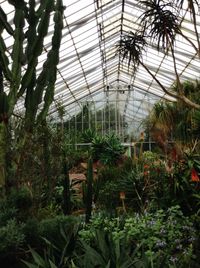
(0, 68, 9, 123)
(0, 7, 14, 35)
(0, 123, 6, 191)
(0, 68, 8, 191)
(0, 0, 64, 127)
(62, 150, 71, 215)
(0, 0, 64, 188)
(85, 156, 94, 223)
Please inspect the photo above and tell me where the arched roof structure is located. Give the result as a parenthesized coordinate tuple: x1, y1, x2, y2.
(1, 0, 200, 134)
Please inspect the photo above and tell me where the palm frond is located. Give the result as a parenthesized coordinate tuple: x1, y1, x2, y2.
(139, 0, 180, 52)
(173, 0, 199, 12)
(116, 31, 146, 72)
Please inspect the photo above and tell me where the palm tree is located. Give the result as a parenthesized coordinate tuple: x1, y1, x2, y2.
(117, 0, 200, 109)
(145, 80, 200, 154)
(140, 0, 199, 94)
(173, 0, 200, 53)
(140, 0, 199, 54)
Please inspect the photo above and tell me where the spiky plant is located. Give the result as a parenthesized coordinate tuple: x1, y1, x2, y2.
(0, 0, 64, 130)
(117, 31, 177, 99)
(139, 0, 199, 95)
(139, 0, 199, 54)
(0, 0, 64, 188)
(117, 0, 200, 109)
(173, 0, 200, 52)
(117, 31, 147, 71)
(139, 0, 179, 53)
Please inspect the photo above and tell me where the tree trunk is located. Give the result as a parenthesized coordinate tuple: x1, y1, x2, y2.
(0, 123, 6, 196)
(140, 60, 200, 110)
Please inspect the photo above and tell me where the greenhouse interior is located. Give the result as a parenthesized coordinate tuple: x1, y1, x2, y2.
(0, 0, 200, 267)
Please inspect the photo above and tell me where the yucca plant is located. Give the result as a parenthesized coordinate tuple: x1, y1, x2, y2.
(117, 31, 179, 100)
(140, 0, 199, 54)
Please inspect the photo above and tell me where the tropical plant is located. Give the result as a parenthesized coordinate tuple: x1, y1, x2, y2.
(76, 229, 141, 268)
(117, 0, 200, 109)
(91, 133, 125, 166)
(23, 223, 79, 268)
(173, 0, 200, 53)
(144, 80, 200, 154)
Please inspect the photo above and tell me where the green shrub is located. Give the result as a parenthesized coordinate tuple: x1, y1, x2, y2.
(0, 199, 17, 227)
(98, 181, 120, 212)
(23, 218, 40, 247)
(0, 219, 25, 258)
(7, 187, 33, 221)
(95, 165, 123, 210)
(8, 186, 33, 211)
(79, 206, 197, 267)
(39, 215, 80, 245)
(36, 204, 59, 221)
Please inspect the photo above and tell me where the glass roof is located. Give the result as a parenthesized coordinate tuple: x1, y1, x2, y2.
(1, 0, 200, 134)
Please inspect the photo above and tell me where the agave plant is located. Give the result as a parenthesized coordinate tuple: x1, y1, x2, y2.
(22, 223, 79, 268)
(76, 229, 142, 268)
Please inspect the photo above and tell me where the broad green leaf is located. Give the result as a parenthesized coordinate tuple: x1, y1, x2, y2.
(29, 247, 46, 267)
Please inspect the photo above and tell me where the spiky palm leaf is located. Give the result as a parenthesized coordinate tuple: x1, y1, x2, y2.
(117, 31, 146, 71)
(139, 0, 180, 52)
(173, 0, 199, 11)
(173, 0, 200, 54)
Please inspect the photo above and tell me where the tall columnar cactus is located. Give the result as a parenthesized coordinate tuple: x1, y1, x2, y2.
(0, 0, 64, 128)
(0, 67, 8, 192)
(0, 0, 64, 187)
(62, 150, 71, 215)
(85, 156, 94, 223)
